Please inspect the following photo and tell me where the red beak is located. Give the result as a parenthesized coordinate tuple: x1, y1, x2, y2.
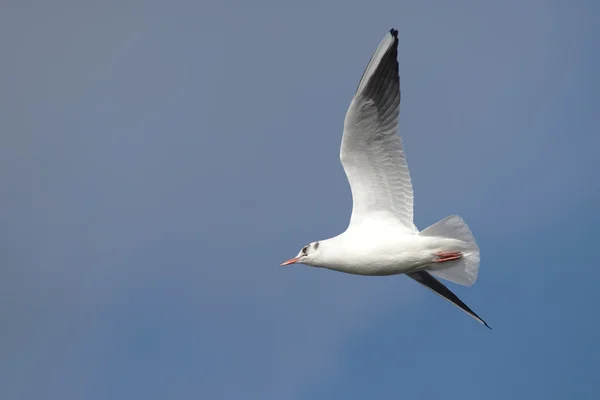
(280, 257, 299, 266)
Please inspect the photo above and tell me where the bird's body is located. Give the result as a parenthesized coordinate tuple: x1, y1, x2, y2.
(308, 224, 460, 276)
(281, 29, 490, 329)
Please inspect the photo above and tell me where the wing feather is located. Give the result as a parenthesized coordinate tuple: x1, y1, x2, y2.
(406, 271, 491, 329)
(341, 29, 415, 230)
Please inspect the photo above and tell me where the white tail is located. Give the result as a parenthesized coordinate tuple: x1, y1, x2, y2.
(420, 215, 480, 286)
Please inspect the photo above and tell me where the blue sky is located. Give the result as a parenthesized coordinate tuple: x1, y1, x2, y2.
(2, 1, 599, 399)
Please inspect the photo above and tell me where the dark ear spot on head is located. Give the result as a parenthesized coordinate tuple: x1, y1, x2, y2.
(314, 241, 319, 250)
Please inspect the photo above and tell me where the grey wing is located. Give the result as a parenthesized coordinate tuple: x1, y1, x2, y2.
(341, 29, 416, 231)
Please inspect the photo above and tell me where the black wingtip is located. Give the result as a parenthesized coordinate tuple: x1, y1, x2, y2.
(390, 28, 398, 38)
(406, 271, 491, 330)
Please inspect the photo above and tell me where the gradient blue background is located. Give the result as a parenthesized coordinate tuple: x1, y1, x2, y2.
(2, 1, 599, 399)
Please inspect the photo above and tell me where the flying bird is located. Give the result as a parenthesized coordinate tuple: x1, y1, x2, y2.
(281, 29, 490, 329)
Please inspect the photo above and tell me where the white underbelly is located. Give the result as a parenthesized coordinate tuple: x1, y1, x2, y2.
(324, 234, 455, 276)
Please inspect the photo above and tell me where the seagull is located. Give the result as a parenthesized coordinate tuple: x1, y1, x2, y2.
(281, 29, 490, 329)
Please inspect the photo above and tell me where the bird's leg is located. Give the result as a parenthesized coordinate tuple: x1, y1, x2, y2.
(433, 251, 463, 263)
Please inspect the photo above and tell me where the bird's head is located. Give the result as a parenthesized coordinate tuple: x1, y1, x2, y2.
(280, 241, 322, 267)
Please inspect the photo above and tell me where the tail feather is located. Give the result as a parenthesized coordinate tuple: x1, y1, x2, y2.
(420, 215, 480, 286)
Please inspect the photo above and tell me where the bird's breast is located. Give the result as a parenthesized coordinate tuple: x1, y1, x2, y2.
(324, 233, 434, 276)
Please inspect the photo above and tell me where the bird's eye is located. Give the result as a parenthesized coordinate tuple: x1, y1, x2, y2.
(302, 246, 308, 255)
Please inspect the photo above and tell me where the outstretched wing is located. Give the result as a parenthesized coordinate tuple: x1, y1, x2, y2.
(407, 270, 491, 329)
(341, 29, 416, 231)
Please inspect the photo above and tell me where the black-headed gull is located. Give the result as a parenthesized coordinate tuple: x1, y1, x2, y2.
(281, 29, 490, 329)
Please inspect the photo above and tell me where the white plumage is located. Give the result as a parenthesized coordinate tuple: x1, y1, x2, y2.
(341, 31, 415, 232)
(281, 29, 489, 329)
